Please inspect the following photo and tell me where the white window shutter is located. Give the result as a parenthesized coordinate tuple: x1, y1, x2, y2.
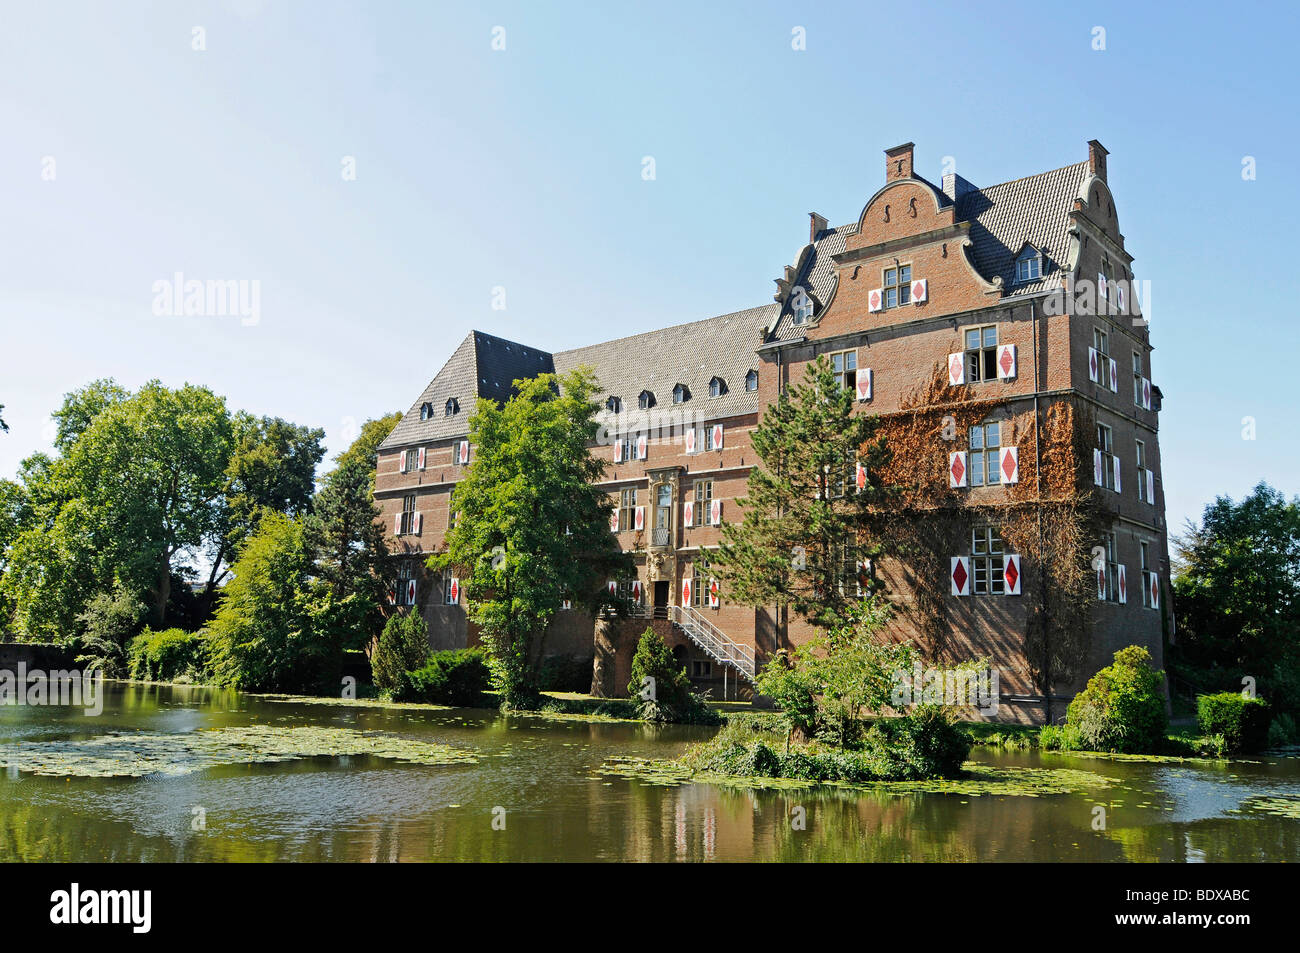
(1117, 564, 1127, 604)
(683, 500, 694, 527)
(855, 460, 867, 493)
(1146, 469, 1155, 504)
(637, 434, 647, 460)
(681, 578, 692, 607)
(950, 556, 970, 596)
(868, 288, 884, 312)
(607, 580, 617, 597)
(407, 579, 417, 606)
(708, 578, 720, 608)
(561, 598, 572, 611)
(949, 451, 968, 488)
(1114, 458, 1122, 494)
(1150, 573, 1160, 609)
(399, 452, 407, 474)
(856, 367, 873, 401)
(1093, 448, 1103, 486)
(394, 513, 402, 536)
(1097, 567, 1107, 601)
(417, 447, 426, 470)
(911, 278, 927, 303)
(685, 428, 696, 454)
(1098, 272, 1107, 300)
(996, 344, 1017, 379)
(1088, 347, 1099, 384)
(1109, 358, 1119, 393)
(634, 506, 644, 531)
(449, 578, 460, 604)
(1142, 377, 1152, 410)
(710, 499, 722, 525)
(1000, 446, 1019, 484)
(458, 440, 469, 465)
(610, 509, 619, 533)
(414, 512, 422, 535)
(613, 439, 623, 463)
(712, 424, 723, 450)
(1004, 554, 1022, 595)
(948, 353, 965, 386)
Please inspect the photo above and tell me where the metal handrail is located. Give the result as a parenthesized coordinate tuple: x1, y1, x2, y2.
(669, 605, 755, 681)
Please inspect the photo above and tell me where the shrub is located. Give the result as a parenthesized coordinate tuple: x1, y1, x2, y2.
(1064, 645, 1168, 754)
(861, 705, 972, 780)
(624, 628, 718, 724)
(1197, 692, 1271, 754)
(1039, 723, 1085, 751)
(74, 582, 149, 677)
(1267, 713, 1297, 748)
(537, 655, 593, 693)
(371, 611, 430, 691)
(126, 628, 209, 682)
(404, 648, 492, 706)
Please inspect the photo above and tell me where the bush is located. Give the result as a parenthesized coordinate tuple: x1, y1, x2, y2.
(1268, 713, 1297, 748)
(126, 628, 209, 682)
(74, 582, 149, 677)
(1039, 723, 1085, 751)
(860, 705, 972, 780)
(371, 611, 430, 691)
(404, 648, 492, 706)
(1064, 645, 1168, 754)
(537, 655, 593, 693)
(1197, 692, 1271, 753)
(625, 628, 718, 724)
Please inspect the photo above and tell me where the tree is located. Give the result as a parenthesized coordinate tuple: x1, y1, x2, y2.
(371, 611, 430, 691)
(429, 368, 631, 707)
(1172, 482, 1300, 710)
(713, 355, 891, 638)
(1064, 645, 1168, 754)
(74, 582, 149, 677)
(51, 379, 128, 452)
(0, 403, 7, 433)
(334, 413, 403, 476)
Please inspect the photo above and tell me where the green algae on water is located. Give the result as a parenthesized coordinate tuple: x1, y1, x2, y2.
(0, 725, 478, 778)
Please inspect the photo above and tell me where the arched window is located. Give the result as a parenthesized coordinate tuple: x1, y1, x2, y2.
(606, 396, 622, 413)
(445, 398, 459, 416)
(420, 402, 433, 420)
(1015, 245, 1042, 283)
(745, 369, 758, 392)
(638, 390, 655, 410)
(672, 384, 689, 404)
(709, 376, 726, 398)
(790, 286, 814, 325)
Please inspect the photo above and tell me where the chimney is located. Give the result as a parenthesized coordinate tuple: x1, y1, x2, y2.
(809, 211, 828, 243)
(942, 172, 977, 203)
(885, 142, 915, 181)
(1087, 139, 1109, 182)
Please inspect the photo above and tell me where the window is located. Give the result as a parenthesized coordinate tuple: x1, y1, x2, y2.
(1015, 246, 1041, 283)
(690, 556, 709, 608)
(397, 560, 416, 606)
(1100, 532, 1120, 602)
(709, 376, 726, 398)
(691, 479, 713, 526)
(883, 264, 912, 308)
(638, 390, 655, 410)
(615, 577, 641, 605)
(615, 433, 635, 462)
(399, 493, 416, 535)
(420, 402, 433, 420)
(445, 398, 459, 416)
(1093, 327, 1111, 389)
(672, 384, 689, 404)
(969, 420, 1002, 486)
(619, 488, 637, 533)
(1132, 351, 1143, 406)
(1100, 255, 1113, 308)
(971, 526, 1007, 594)
(1140, 541, 1155, 608)
(745, 369, 758, 392)
(691, 659, 713, 678)
(606, 396, 622, 413)
(444, 574, 458, 605)
(403, 448, 420, 473)
(790, 286, 814, 325)
(964, 326, 998, 381)
(834, 540, 864, 597)
(1097, 423, 1117, 490)
(1136, 440, 1149, 503)
(654, 483, 673, 545)
(830, 349, 858, 392)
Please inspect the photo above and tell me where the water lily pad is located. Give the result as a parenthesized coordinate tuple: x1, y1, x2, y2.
(0, 726, 478, 778)
(1230, 795, 1300, 819)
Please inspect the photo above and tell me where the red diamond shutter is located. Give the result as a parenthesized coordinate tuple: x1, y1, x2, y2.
(637, 434, 647, 460)
(996, 344, 1017, 379)
(1117, 283, 1126, 312)
(948, 352, 965, 386)
(1097, 567, 1106, 601)
(1004, 554, 1021, 596)
(949, 451, 968, 488)
(856, 460, 867, 493)
(868, 288, 883, 312)
(608, 580, 617, 597)
(1142, 377, 1152, 410)
(417, 447, 426, 470)
(632, 580, 641, 603)
(450, 578, 459, 604)
(911, 278, 927, 303)
(1109, 358, 1119, 393)
(407, 579, 417, 606)
(1093, 449, 1104, 486)
(709, 578, 719, 608)
(684, 500, 694, 527)
(414, 512, 422, 534)
(614, 439, 623, 463)
(713, 424, 723, 449)
(1098, 272, 1107, 301)
(857, 367, 873, 401)
(634, 506, 644, 531)
(681, 578, 692, 607)
(394, 513, 402, 536)
(950, 557, 970, 596)
(685, 428, 696, 454)
(458, 441, 469, 464)
(399, 452, 407, 474)
(710, 499, 722, 525)
(1146, 469, 1155, 504)
(1117, 564, 1127, 604)
(610, 509, 620, 533)
(1088, 347, 1099, 383)
(1000, 446, 1019, 484)
(1151, 574, 1160, 609)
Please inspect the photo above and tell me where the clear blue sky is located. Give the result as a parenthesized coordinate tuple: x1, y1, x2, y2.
(1, 0, 1295, 535)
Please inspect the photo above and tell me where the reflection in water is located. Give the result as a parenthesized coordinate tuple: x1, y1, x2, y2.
(2, 683, 1298, 862)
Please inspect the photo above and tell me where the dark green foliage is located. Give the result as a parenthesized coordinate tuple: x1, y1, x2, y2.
(626, 628, 720, 724)
(1065, 645, 1169, 754)
(861, 705, 972, 780)
(1197, 692, 1271, 754)
(536, 654, 594, 693)
(74, 582, 149, 677)
(403, 649, 492, 706)
(126, 628, 209, 682)
(371, 611, 430, 691)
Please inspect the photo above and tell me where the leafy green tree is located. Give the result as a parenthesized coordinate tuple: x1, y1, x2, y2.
(371, 611, 430, 691)
(1173, 482, 1300, 710)
(713, 355, 890, 637)
(334, 412, 403, 476)
(74, 581, 149, 677)
(305, 457, 390, 599)
(429, 369, 631, 708)
(0, 403, 7, 433)
(50, 379, 128, 452)
(1065, 645, 1168, 754)
(624, 628, 718, 722)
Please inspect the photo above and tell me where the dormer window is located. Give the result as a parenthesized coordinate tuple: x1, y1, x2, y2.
(606, 396, 622, 413)
(672, 384, 689, 404)
(420, 402, 433, 420)
(1015, 246, 1042, 284)
(790, 286, 814, 326)
(709, 376, 727, 398)
(638, 390, 655, 410)
(445, 398, 459, 416)
(745, 369, 758, 392)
